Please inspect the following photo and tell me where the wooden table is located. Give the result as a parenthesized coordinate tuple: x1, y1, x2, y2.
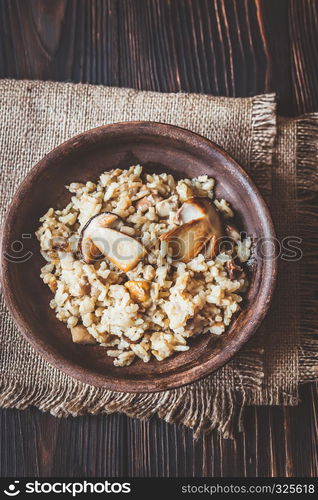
(1, 0, 317, 478)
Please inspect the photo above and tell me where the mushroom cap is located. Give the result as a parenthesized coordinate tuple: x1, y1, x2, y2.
(160, 218, 213, 262)
(79, 212, 146, 272)
(177, 197, 223, 240)
(92, 227, 147, 272)
(79, 212, 120, 264)
(161, 197, 224, 262)
(70, 325, 97, 344)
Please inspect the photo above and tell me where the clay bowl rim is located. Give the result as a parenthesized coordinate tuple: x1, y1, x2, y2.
(0, 121, 277, 392)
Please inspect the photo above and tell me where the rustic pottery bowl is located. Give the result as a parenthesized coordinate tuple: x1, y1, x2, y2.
(0, 122, 276, 392)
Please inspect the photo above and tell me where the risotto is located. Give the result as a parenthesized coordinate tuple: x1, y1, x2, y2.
(36, 166, 251, 367)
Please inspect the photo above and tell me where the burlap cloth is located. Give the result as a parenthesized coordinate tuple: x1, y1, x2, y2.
(0, 80, 317, 438)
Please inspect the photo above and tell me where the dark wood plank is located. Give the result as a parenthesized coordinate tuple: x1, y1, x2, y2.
(0, 0, 318, 478)
(0, 0, 293, 110)
(1, 385, 318, 478)
(0, 408, 128, 477)
(50, 412, 127, 477)
(289, 0, 318, 114)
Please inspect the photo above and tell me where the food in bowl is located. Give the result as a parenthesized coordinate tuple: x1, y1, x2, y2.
(36, 166, 251, 367)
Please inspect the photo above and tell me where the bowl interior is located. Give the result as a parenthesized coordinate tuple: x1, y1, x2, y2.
(1, 122, 276, 392)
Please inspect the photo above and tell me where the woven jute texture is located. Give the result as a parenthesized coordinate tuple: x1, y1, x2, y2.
(0, 80, 317, 437)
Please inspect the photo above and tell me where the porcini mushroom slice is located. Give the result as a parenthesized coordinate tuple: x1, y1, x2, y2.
(225, 224, 240, 242)
(176, 197, 206, 223)
(125, 280, 151, 303)
(176, 197, 223, 259)
(204, 235, 218, 260)
(177, 197, 223, 239)
(160, 218, 212, 262)
(80, 212, 146, 271)
(80, 238, 103, 265)
(226, 259, 242, 279)
(80, 212, 120, 264)
(80, 214, 146, 272)
(136, 193, 163, 212)
(84, 225, 147, 272)
(82, 212, 120, 234)
(70, 325, 97, 344)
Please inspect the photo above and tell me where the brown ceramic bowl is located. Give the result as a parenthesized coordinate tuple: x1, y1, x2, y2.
(0, 122, 276, 392)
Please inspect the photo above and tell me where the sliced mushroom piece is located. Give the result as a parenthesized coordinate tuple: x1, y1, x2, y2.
(186, 313, 207, 331)
(93, 228, 146, 272)
(80, 239, 103, 265)
(176, 181, 193, 202)
(156, 199, 172, 217)
(155, 195, 178, 218)
(83, 212, 120, 231)
(135, 193, 163, 213)
(176, 198, 205, 223)
(204, 235, 218, 260)
(225, 224, 241, 242)
(177, 197, 223, 238)
(135, 197, 152, 212)
(160, 218, 212, 262)
(70, 325, 97, 344)
(226, 259, 242, 280)
(125, 280, 151, 303)
(80, 212, 120, 264)
(80, 214, 147, 272)
(79, 277, 91, 295)
(161, 197, 224, 262)
(176, 197, 224, 259)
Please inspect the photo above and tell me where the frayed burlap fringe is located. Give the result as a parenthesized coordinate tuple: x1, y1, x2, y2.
(0, 375, 261, 439)
(251, 93, 277, 163)
(250, 94, 277, 200)
(0, 344, 265, 439)
(297, 115, 318, 383)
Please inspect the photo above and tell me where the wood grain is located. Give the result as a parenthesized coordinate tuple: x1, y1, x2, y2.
(0, 0, 305, 115)
(289, 0, 318, 114)
(1, 386, 318, 477)
(0, 0, 317, 478)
